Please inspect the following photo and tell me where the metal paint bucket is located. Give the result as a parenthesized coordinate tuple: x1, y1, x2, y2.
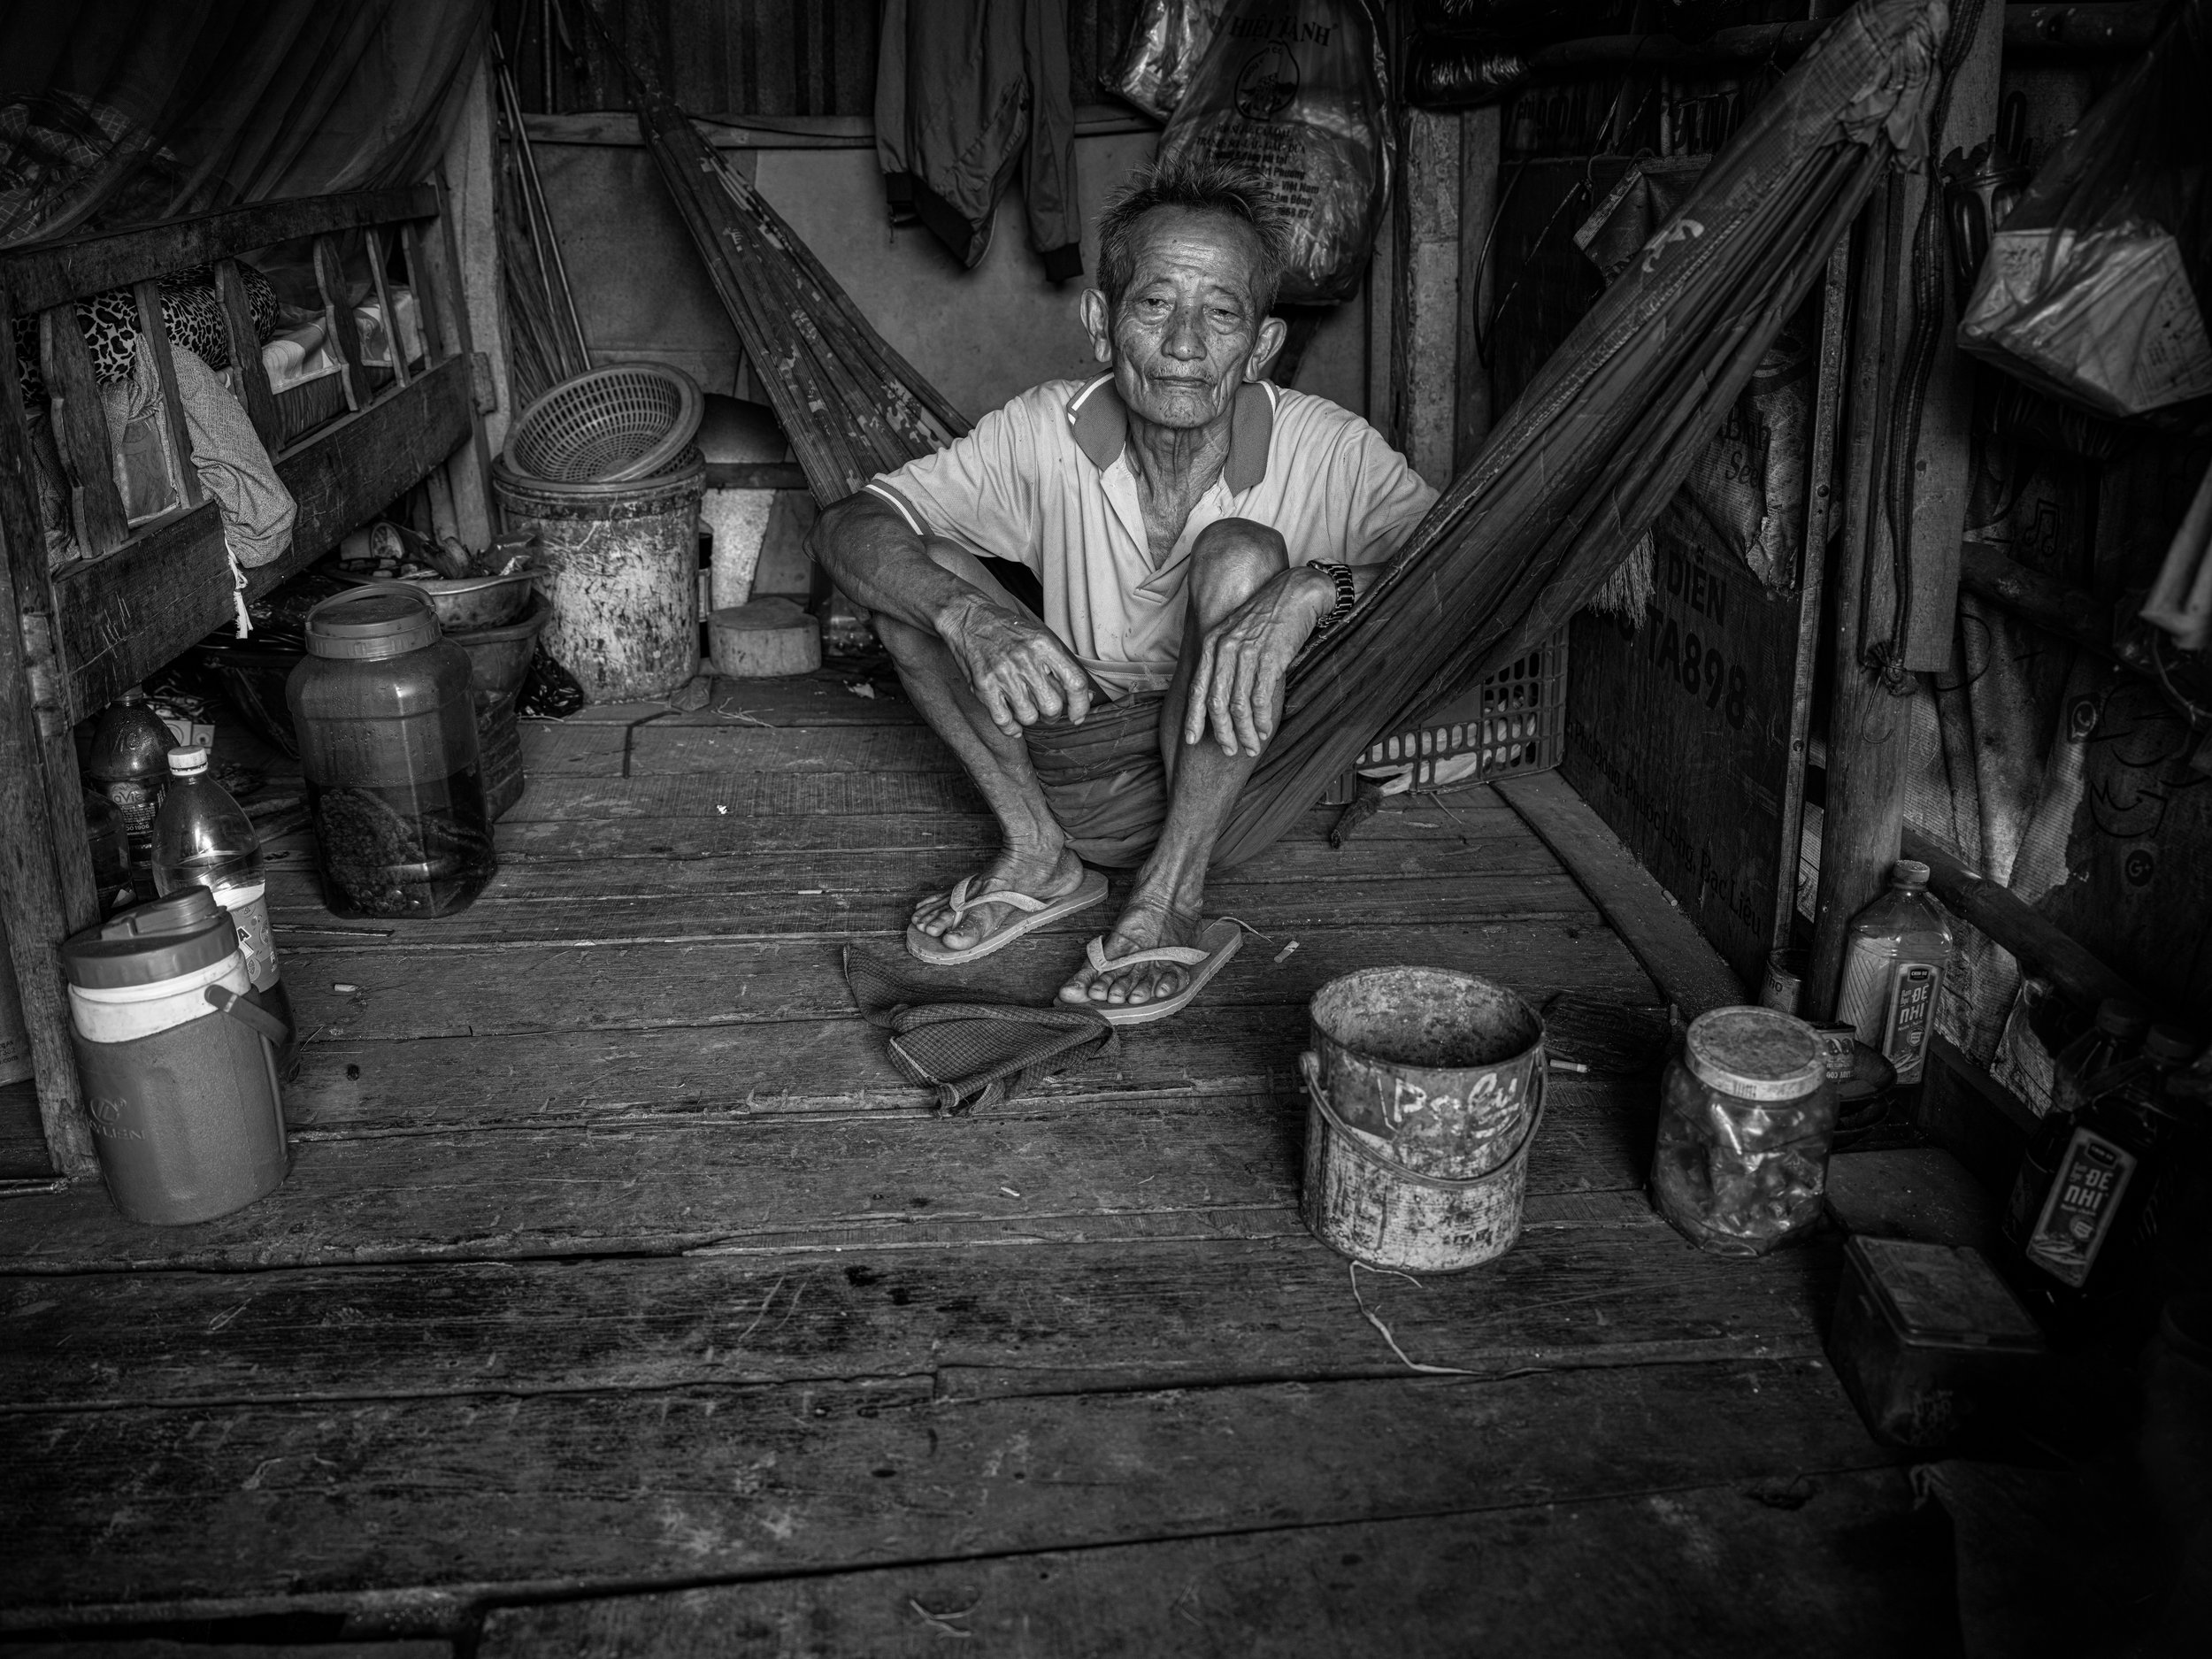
(1298, 967, 1546, 1272)
(493, 449, 705, 703)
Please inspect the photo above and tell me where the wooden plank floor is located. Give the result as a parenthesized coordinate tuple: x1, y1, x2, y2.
(0, 672, 1948, 1654)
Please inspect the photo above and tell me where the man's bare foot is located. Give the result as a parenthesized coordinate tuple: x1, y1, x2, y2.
(1062, 897, 1206, 1009)
(910, 845, 1087, 954)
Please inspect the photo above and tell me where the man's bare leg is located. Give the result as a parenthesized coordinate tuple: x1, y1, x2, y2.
(1071, 519, 1287, 1008)
(872, 540, 1086, 953)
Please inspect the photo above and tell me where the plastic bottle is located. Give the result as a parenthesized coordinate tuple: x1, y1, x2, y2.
(1832, 859, 1955, 1086)
(2053, 998, 2152, 1114)
(84, 688, 177, 898)
(2006, 998, 2150, 1248)
(150, 746, 294, 1042)
(2010, 1027, 2201, 1331)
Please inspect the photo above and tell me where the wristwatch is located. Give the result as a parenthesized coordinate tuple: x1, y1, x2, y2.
(1308, 560, 1356, 631)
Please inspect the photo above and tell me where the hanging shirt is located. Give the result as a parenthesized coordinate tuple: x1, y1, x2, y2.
(864, 376, 1438, 698)
(873, 0, 1083, 280)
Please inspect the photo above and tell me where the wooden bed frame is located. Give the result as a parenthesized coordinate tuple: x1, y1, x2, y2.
(0, 184, 492, 1177)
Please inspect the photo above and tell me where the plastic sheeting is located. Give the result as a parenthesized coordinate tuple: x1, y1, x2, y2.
(1208, 0, 1952, 869)
(0, 0, 492, 249)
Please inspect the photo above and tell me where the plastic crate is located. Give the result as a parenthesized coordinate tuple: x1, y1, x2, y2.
(1319, 628, 1569, 806)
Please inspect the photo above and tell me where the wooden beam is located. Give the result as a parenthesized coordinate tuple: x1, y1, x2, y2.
(1808, 183, 1910, 1019)
(53, 356, 472, 718)
(1900, 1, 2003, 670)
(130, 279, 203, 510)
(1901, 823, 2146, 1016)
(1394, 110, 1463, 489)
(1454, 107, 1500, 472)
(1495, 771, 1743, 1016)
(0, 294, 96, 1176)
(0, 187, 435, 316)
(37, 302, 127, 559)
(214, 257, 283, 453)
(312, 234, 371, 413)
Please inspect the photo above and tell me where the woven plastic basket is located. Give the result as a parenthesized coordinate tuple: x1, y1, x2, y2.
(503, 362, 704, 485)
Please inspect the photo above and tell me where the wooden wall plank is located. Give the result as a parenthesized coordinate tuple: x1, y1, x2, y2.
(0, 1086, 1658, 1274)
(264, 871, 1599, 945)
(0, 188, 436, 316)
(268, 922, 1654, 1039)
(475, 1470, 1939, 1659)
(0, 1360, 1886, 1618)
(0, 1231, 1826, 1411)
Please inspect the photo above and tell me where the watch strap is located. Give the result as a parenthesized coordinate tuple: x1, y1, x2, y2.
(1308, 560, 1356, 631)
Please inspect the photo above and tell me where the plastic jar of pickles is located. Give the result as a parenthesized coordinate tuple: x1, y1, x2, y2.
(1652, 1005, 1838, 1257)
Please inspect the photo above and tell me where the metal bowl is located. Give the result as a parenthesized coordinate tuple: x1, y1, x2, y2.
(334, 568, 535, 631)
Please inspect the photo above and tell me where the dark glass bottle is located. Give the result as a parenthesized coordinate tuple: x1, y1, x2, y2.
(84, 688, 177, 899)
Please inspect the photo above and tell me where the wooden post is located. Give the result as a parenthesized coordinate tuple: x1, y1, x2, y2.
(1807, 3, 2006, 1011)
(1454, 106, 1501, 472)
(1364, 170, 1397, 437)
(1899, 3, 2003, 670)
(1392, 109, 1463, 490)
(39, 303, 128, 559)
(130, 281, 203, 512)
(427, 177, 498, 548)
(0, 293, 99, 1176)
(312, 235, 372, 413)
(214, 258, 284, 453)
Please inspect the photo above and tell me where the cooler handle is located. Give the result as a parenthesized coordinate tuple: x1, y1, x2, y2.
(204, 985, 292, 1048)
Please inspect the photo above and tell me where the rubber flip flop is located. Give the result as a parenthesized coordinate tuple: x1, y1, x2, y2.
(1056, 918, 1245, 1027)
(905, 868, 1109, 966)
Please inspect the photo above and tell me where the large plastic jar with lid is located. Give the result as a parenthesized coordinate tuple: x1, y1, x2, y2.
(1652, 1004, 1838, 1257)
(286, 583, 497, 918)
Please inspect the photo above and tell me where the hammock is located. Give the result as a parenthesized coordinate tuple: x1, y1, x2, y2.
(618, 0, 1951, 869)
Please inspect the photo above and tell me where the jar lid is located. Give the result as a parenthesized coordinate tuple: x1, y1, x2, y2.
(306, 586, 441, 660)
(2095, 997, 2151, 1038)
(1684, 1005, 1824, 1102)
(2144, 1024, 2200, 1064)
(61, 886, 237, 988)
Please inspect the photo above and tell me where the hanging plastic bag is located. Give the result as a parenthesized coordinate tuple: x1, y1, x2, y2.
(1958, 0, 2212, 418)
(1112, 0, 1230, 122)
(1154, 0, 1392, 306)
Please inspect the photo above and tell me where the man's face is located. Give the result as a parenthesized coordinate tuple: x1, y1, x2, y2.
(1082, 207, 1281, 432)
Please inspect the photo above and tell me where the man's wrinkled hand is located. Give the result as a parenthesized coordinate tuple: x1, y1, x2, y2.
(1183, 569, 1329, 757)
(941, 596, 1094, 735)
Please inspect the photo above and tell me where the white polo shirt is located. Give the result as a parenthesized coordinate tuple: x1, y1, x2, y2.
(864, 376, 1437, 698)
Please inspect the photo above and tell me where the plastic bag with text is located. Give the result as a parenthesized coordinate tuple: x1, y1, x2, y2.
(1957, 0, 2212, 418)
(1154, 0, 1391, 305)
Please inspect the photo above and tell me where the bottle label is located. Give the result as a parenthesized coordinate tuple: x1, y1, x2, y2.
(1883, 962, 1939, 1082)
(211, 879, 280, 993)
(2024, 1126, 2136, 1288)
(1836, 946, 1940, 1082)
(104, 779, 161, 833)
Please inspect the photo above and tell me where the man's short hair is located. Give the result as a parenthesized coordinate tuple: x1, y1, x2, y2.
(1095, 156, 1291, 319)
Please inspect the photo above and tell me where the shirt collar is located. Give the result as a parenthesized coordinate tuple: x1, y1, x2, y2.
(1065, 374, 1276, 495)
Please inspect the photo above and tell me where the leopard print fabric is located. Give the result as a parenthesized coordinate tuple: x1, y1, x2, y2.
(12, 261, 279, 404)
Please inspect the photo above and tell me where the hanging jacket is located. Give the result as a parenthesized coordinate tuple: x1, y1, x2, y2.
(874, 0, 1083, 282)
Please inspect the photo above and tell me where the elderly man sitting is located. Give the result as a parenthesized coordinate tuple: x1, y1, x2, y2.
(815, 157, 1435, 1024)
